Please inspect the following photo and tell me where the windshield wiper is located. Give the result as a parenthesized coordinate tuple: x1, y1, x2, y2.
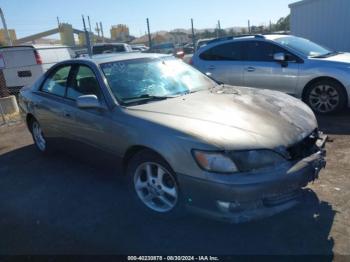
(122, 94, 174, 105)
(311, 51, 339, 58)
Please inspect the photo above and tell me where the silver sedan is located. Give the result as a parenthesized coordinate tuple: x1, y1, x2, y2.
(19, 53, 327, 223)
(192, 34, 350, 114)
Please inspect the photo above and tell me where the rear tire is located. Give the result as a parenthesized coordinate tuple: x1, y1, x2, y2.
(126, 149, 185, 219)
(304, 79, 347, 114)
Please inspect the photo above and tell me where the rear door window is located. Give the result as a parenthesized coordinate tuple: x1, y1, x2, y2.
(200, 42, 244, 61)
(1, 47, 36, 68)
(41, 65, 72, 96)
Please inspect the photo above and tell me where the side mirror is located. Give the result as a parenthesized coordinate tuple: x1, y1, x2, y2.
(273, 52, 286, 62)
(76, 95, 102, 109)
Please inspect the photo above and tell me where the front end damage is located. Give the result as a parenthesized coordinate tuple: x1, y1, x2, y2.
(178, 131, 327, 223)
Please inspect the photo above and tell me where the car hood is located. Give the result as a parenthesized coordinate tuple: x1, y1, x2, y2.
(125, 86, 318, 150)
(315, 52, 350, 64)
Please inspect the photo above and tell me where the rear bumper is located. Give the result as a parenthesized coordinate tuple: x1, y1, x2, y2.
(178, 143, 327, 223)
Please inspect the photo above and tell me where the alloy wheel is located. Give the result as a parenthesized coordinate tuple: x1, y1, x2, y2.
(32, 121, 46, 151)
(308, 84, 340, 113)
(133, 162, 178, 213)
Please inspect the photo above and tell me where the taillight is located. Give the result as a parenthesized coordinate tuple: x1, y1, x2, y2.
(34, 50, 42, 65)
(189, 57, 193, 65)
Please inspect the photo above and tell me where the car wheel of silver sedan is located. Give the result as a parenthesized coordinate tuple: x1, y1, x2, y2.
(305, 80, 346, 114)
(127, 150, 183, 216)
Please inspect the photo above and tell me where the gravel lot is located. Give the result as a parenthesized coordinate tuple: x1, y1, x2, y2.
(0, 111, 349, 256)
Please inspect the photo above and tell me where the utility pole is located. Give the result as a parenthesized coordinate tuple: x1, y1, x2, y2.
(146, 18, 152, 48)
(56, 16, 61, 29)
(269, 20, 272, 33)
(100, 22, 104, 42)
(82, 15, 92, 57)
(218, 20, 221, 38)
(248, 20, 251, 34)
(95, 22, 100, 38)
(191, 18, 195, 49)
(0, 8, 13, 46)
(87, 16, 92, 33)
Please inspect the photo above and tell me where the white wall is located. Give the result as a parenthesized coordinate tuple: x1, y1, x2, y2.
(290, 0, 350, 52)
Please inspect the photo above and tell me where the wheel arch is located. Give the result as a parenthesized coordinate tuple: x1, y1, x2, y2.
(302, 76, 348, 104)
(26, 113, 36, 132)
(122, 145, 172, 174)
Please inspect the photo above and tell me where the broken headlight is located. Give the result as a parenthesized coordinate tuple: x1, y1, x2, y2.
(228, 150, 285, 172)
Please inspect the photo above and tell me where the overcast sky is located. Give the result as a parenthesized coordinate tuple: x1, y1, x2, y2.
(1, 0, 296, 38)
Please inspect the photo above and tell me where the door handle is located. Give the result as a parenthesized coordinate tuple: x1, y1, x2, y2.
(246, 66, 256, 72)
(208, 65, 216, 70)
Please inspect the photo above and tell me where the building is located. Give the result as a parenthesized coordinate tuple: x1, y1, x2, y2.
(110, 24, 130, 42)
(289, 0, 350, 52)
(58, 23, 75, 47)
(0, 29, 16, 46)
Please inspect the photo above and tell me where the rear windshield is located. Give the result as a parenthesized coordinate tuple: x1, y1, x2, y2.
(93, 45, 126, 55)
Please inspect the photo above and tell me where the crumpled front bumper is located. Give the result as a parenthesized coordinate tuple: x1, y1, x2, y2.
(178, 133, 327, 223)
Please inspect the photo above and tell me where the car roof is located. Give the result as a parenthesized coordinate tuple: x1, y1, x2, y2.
(263, 34, 292, 41)
(78, 53, 171, 64)
(93, 43, 128, 47)
(0, 44, 69, 50)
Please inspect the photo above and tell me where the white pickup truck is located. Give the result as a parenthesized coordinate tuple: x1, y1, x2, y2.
(0, 45, 74, 94)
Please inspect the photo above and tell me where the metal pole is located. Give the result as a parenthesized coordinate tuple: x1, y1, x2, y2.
(57, 17, 60, 28)
(82, 15, 92, 57)
(248, 20, 251, 34)
(218, 20, 221, 38)
(0, 8, 13, 46)
(100, 22, 104, 42)
(191, 18, 195, 49)
(147, 18, 152, 48)
(87, 16, 92, 33)
(96, 22, 100, 38)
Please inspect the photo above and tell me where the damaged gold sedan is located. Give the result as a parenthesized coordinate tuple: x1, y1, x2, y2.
(19, 53, 327, 223)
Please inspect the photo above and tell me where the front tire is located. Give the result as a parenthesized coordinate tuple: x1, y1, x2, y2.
(304, 79, 347, 114)
(126, 150, 184, 218)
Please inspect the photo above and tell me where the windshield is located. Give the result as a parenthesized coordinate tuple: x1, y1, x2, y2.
(275, 36, 333, 57)
(100, 57, 214, 104)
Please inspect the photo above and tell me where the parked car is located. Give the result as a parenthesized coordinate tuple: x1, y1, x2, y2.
(196, 38, 215, 51)
(192, 34, 350, 114)
(131, 44, 149, 52)
(182, 43, 195, 54)
(148, 43, 175, 54)
(19, 53, 327, 223)
(0, 45, 74, 94)
(92, 43, 133, 55)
